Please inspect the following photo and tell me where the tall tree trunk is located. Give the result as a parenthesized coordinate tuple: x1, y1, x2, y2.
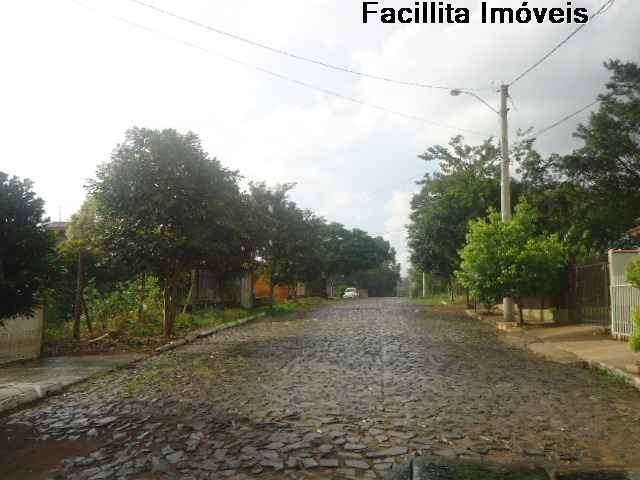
(518, 300, 525, 326)
(268, 274, 275, 305)
(82, 294, 92, 333)
(137, 274, 146, 323)
(182, 270, 197, 314)
(73, 251, 83, 340)
(163, 272, 179, 338)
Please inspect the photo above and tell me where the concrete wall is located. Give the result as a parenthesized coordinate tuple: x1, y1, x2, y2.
(0, 309, 44, 365)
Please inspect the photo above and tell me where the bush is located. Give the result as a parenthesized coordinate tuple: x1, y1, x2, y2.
(457, 202, 568, 321)
(630, 311, 640, 352)
(627, 256, 640, 289)
(627, 257, 640, 352)
(84, 276, 163, 336)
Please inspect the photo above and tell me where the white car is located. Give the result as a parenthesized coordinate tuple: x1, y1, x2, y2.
(342, 287, 359, 299)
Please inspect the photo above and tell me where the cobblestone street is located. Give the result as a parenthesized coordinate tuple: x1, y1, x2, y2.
(3, 298, 640, 480)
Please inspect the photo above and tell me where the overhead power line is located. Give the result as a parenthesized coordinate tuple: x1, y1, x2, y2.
(74, 1, 491, 137)
(528, 99, 600, 139)
(509, 0, 616, 86)
(127, 0, 489, 92)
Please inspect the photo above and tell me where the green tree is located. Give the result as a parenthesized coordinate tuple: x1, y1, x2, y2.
(61, 198, 100, 338)
(248, 182, 306, 296)
(408, 135, 509, 286)
(520, 60, 640, 252)
(89, 128, 244, 337)
(626, 257, 640, 352)
(0, 172, 54, 320)
(342, 259, 401, 297)
(458, 202, 568, 323)
(319, 223, 395, 295)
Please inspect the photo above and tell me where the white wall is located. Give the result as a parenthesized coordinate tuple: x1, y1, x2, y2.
(0, 309, 43, 365)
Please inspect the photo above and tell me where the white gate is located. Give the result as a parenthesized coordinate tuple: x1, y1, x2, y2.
(609, 249, 640, 338)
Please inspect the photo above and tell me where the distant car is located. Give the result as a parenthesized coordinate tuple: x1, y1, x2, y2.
(343, 287, 359, 299)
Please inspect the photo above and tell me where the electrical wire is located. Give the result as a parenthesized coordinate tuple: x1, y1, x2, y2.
(509, 0, 616, 86)
(528, 99, 600, 139)
(127, 0, 491, 92)
(73, 1, 491, 137)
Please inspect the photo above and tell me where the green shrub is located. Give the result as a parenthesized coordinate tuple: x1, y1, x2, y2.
(627, 256, 640, 289)
(627, 257, 640, 352)
(457, 202, 568, 320)
(84, 276, 163, 336)
(630, 309, 640, 352)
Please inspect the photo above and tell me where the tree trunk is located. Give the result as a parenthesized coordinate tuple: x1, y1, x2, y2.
(163, 272, 179, 338)
(268, 274, 275, 305)
(82, 294, 92, 333)
(137, 274, 146, 323)
(518, 300, 525, 326)
(73, 251, 83, 340)
(182, 270, 197, 314)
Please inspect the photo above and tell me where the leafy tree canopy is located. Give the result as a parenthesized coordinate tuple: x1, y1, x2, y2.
(520, 60, 640, 252)
(408, 135, 522, 282)
(457, 202, 568, 317)
(0, 172, 54, 319)
(89, 128, 245, 335)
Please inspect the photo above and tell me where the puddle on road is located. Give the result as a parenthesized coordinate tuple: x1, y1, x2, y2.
(0, 422, 100, 480)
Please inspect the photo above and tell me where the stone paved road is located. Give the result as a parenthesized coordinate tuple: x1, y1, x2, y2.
(3, 298, 640, 480)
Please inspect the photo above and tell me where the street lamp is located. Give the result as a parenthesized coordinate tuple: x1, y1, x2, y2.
(450, 86, 515, 322)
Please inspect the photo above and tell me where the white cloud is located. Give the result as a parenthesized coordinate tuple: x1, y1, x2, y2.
(1, 0, 638, 268)
(383, 190, 415, 274)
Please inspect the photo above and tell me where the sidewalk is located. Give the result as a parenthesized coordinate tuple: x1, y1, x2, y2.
(0, 311, 268, 415)
(524, 324, 640, 389)
(0, 354, 143, 414)
(465, 309, 640, 390)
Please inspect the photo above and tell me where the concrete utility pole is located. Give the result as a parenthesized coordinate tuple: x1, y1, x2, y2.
(500, 84, 515, 322)
(451, 85, 514, 322)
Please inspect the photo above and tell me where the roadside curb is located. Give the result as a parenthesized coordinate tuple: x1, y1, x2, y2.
(155, 311, 267, 353)
(464, 309, 640, 392)
(1, 311, 269, 416)
(0, 354, 144, 415)
(522, 328, 640, 391)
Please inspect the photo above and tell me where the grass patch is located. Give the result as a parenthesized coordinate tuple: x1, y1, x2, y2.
(175, 308, 250, 332)
(414, 293, 466, 306)
(258, 296, 326, 316)
(45, 297, 327, 356)
(587, 362, 632, 386)
(125, 357, 218, 396)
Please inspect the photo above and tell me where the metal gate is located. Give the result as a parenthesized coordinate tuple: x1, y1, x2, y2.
(575, 261, 610, 326)
(609, 250, 640, 338)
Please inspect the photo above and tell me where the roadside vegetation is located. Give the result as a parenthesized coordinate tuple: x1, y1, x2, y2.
(3, 130, 400, 355)
(414, 293, 466, 306)
(408, 60, 640, 337)
(626, 257, 640, 352)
